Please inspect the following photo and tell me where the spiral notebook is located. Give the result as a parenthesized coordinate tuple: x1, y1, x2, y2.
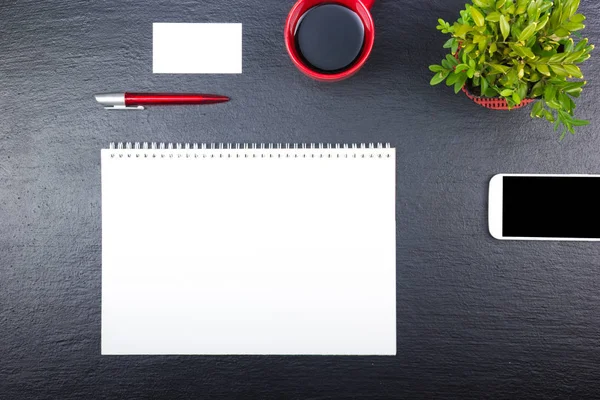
(101, 142, 396, 355)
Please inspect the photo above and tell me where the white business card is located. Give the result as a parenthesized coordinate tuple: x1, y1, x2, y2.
(153, 23, 242, 74)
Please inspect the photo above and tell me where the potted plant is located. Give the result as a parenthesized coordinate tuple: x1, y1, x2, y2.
(429, 0, 593, 138)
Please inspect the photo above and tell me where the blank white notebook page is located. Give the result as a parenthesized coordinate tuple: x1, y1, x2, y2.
(101, 144, 396, 355)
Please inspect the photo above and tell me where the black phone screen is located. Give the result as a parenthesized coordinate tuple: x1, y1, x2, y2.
(503, 176, 600, 238)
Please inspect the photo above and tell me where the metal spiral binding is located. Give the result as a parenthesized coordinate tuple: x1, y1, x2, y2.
(107, 142, 394, 159)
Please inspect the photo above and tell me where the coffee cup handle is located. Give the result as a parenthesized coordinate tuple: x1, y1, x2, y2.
(362, 0, 375, 10)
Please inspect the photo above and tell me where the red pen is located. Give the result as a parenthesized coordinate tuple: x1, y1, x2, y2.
(94, 92, 230, 110)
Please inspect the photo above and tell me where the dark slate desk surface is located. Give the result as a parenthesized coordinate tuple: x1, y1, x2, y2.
(2, 0, 600, 398)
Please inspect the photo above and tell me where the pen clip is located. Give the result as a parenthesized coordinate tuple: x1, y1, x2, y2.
(104, 105, 145, 111)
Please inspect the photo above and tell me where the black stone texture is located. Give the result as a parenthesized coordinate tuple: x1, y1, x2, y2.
(1, 0, 600, 398)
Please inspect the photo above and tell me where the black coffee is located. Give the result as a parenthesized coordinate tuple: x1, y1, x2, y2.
(295, 4, 365, 73)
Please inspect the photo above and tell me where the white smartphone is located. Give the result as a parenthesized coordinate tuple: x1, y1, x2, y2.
(489, 174, 600, 241)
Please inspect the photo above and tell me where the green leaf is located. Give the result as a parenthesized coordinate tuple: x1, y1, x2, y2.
(519, 22, 538, 42)
(550, 64, 568, 76)
(569, 13, 586, 24)
(473, 0, 489, 7)
(509, 43, 527, 57)
(569, 96, 576, 113)
(575, 54, 591, 63)
(563, 38, 575, 52)
(496, 0, 506, 9)
(463, 44, 477, 55)
(571, 119, 590, 126)
(429, 65, 444, 72)
(544, 85, 557, 101)
(563, 81, 585, 93)
(481, 77, 489, 97)
(489, 63, 509, 73)
(472, 34, 486, 44)
(455, 64, 470, 73)
(517, 64, 525, 79)
(454, 81, 463, 94)
(515, 0, 528, 14)
(451, 40, 459, 54)
(536, 15, 550, 31)
(554, 115, 562, 130)
(500, 89, 514, 96)
(564, 50, 584, 63)
(545, 87, 562, 109)
(518, 82, 528, 100)
(455, 24, 472, 38)
(445, 54, 459, 66)
(558, 93, 572, 113)
(528, 71, 541, 82)
(530, 100, 544, 117)
(543, 109, 555, 123)
(486, 11, 502, 22)
(430, 71, 449, 85)
(549, 53, 567, 63)
(485, 87, 498, 97)
(512, 92, 522, 104)
(561, 22, 585, 32)
(574, 38, 590, 52)
(500, 14, 510, 41)
(563, 64, 583, 78)
(505, 68, 518, 86)
(554, 27, 570, 37)
(446, 72, 461, 86)
(539, 1, 553, 14)
(527, 0, 538, 20)
(471, 7, 486, 27)
(536, 64, 551, 76)
(547, 99, 562, 110)
(443, 38, 454, 49)
(521, 47, 535, 58)
(531, 81, 545, 97)
(454, 74, 468, 94)
(558, 109, 573, 121)
(564, 0, 581, 19)
(550, 2, 562, 28)
(509, 43, 535, 59)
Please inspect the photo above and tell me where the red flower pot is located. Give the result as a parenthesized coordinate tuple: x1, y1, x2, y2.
(462, 85, 536, 110)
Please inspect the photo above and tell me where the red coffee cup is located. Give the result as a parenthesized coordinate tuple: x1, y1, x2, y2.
(285, 0, 376, 82)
